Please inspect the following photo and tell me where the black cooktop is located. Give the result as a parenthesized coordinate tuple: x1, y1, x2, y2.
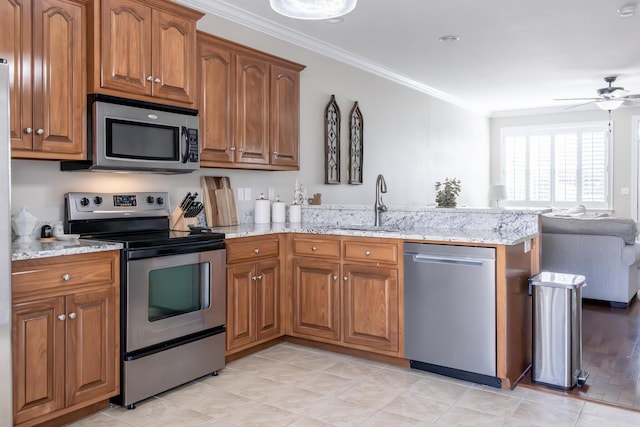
(81, 229, 225, 250)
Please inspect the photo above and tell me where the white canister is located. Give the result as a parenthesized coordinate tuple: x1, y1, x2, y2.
(254, 198, 271, 224)
(272, 200, 286, 223)
(289, 204, 302, 223)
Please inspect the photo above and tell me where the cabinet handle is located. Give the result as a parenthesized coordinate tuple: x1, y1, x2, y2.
(36, 129, 44, 135)
(343, 276, 348, 281)
(146, 75, 153, 81)
(25, 127, 33, 134)
(254, 248, 260, 254)
(154, 78, 161, 83)
(62, 273, 71, 281)
(229, 146, 236, 151)
(365, 250, 371, 256)
(256, 275, 263, 280)
(58, 314, 66, 321)
(332, 275, 338, 281)
(68, 312, 77, 320)
(311, 246, 317, 252)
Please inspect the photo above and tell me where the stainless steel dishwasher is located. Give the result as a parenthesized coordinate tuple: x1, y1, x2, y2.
(404, 242, 501, 388)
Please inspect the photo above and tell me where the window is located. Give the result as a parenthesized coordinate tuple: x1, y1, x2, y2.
(500, 121, 611, 209)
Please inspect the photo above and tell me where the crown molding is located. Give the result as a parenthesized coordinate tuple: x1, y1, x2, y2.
(178, 0, 488, 116)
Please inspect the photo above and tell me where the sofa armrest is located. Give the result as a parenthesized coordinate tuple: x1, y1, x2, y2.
(621, 243, 640, 266)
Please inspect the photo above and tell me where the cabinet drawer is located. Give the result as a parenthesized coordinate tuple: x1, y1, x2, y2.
(12, 253, 117, 297)
(227, 237, 280, 264)
(343, 240, 399, 264)
(292, 237, 340, 259)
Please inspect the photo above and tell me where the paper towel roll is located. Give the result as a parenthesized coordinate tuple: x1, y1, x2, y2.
(254, 199, 271, 224)
(272, 201, 286, 223)
(289, 204, 302, 223)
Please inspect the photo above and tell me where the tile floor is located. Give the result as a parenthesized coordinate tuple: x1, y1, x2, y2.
(71, 342, 640, 427)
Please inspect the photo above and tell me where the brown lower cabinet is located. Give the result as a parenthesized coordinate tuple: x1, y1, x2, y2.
(288, 235, 402, 357)
(11, 250, 120, 427)
(225, 236, 283, 354)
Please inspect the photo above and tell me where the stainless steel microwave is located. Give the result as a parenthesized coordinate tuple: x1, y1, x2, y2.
(61, 95, 199, 174)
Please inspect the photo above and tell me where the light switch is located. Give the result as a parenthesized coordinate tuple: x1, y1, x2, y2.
(244, 188, 252, 200)
(236, 188, 244, 201)
(621, 187, 630, 195)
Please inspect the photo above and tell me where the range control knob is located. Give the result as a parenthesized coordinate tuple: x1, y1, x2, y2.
(147, 196, 155, 204)
(93, 196, 103, 205)
(80, 197, 90, 207)
(156, 197, 164, 205)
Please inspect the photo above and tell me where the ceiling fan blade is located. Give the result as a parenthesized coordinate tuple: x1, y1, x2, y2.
(624, 94, 640, 99)
(609, 88, 630, 97)
(554, 97, 600, 101)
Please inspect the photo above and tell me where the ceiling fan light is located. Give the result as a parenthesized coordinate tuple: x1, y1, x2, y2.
(269, 0, 358, 20)
(596, 99, 624, 111)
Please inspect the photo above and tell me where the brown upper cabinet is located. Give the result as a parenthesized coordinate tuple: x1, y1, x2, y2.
(1, 0, 87, 160)
(197, 32, 306, 170)
(88, 0, 203, 107)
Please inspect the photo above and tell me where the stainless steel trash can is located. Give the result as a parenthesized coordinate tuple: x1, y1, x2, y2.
(530, 271, 589, 389)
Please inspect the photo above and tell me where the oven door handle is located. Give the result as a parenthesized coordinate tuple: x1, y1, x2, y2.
(126, 240, 226, 260)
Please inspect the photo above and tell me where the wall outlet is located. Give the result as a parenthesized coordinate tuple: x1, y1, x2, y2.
(621, 187, 630, 195)
(244, 188, 252, 200)
(236, 188, 245, 201)
(268, 187, 275, 200)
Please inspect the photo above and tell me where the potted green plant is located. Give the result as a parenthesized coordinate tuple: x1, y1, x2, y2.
(435, 178, 461, 208)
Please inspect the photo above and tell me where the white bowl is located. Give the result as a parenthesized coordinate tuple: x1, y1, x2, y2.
(56, 234, 80, 241)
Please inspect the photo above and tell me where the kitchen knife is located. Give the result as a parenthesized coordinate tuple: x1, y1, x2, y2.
(179, 192, 191, 210)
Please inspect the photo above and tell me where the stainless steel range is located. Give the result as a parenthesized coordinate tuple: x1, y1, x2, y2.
(65, 192, 226, 409)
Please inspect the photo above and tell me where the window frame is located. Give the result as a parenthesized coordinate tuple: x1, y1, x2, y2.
(499, 121, 612, 210)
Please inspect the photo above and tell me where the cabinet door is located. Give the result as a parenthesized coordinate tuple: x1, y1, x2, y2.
(31, 0, 86, 157)
(235, 53, 270, 165)
(342, 265, 399, 352)
(226, 264, 255, 351)
(65, 287, 117, 406)
(151, 9, 196, 103)
(255, 260, 281, 341)
(198, 37, 234, 164)
(270, 65, 300, 168)
(0, 0, 32, 150)
(101, 0, 152, 96)
(12, 297, 65, 425)
(292, 259, 341, 341)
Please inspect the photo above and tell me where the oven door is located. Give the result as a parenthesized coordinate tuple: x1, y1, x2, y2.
(126, 247, 225, 353)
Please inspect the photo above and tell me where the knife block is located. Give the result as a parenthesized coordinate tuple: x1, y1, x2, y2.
(170, 206, 198, 231)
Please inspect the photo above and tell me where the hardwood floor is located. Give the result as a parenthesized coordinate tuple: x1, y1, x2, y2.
(522, 296, 640, 411)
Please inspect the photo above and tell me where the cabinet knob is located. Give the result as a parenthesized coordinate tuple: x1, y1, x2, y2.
(256, 275, 263, 280)
(332, 275, 338, 281)
(25, 127, 33, 134)
(252, 275, 257, 281)
(237, 148, 244, 152)
(154, 78, 161, 83)
(58, 314, 66, 321)
(311, 246, 317, 252)
(272, 151, 278, 157)
(36, 129, 44, 135)
(365, 250, 371, 256)
(343, 276, 348, 281)
(254, 248, 260, 254)
(68, 312, 76, 320)
(229, 146, 236, 151)
(146, 75, 153, 81)
(62, 273, 71, 281)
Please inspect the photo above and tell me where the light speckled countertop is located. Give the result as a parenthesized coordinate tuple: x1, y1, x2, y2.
(11, 239, 123, 261)
(209, 223, 537, 246)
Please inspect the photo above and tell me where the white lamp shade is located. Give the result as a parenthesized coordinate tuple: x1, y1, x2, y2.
(595, 99, 624, 111)
(489, 184, 507, 200)
(269, 0, 358, 20)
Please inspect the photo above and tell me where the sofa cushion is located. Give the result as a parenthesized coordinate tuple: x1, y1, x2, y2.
(541, 215, 638, 245)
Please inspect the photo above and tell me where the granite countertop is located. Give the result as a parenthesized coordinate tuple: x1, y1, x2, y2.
(11, 239, 123, 261)
(210, 222, 538, 246)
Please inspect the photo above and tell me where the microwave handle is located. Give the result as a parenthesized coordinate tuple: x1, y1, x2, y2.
(181, 126, 189, 163)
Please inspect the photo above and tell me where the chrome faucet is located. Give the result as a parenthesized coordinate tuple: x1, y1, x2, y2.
(374, 174, 387, 226)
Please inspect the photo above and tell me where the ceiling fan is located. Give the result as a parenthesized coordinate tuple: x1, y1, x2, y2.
(555, 76, 640, 110)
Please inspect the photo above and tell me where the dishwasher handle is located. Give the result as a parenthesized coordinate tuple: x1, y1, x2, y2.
(407, 253, 489, 267)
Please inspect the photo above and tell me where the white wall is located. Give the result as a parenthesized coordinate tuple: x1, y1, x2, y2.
(11, 12, 490, 223)
(490, 106, 640, 218)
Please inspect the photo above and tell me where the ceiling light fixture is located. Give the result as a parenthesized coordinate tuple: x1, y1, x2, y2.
(438, 35, 460, 42)
(596, 99, 624, 111)
(617, 3, 637, 17)
(269, 0, 358, 20)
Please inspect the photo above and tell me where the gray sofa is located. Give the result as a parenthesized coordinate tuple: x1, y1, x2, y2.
(540, 215, 640, 307)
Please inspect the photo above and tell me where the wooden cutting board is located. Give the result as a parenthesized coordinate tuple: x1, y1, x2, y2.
(201, 176, 238, 226)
